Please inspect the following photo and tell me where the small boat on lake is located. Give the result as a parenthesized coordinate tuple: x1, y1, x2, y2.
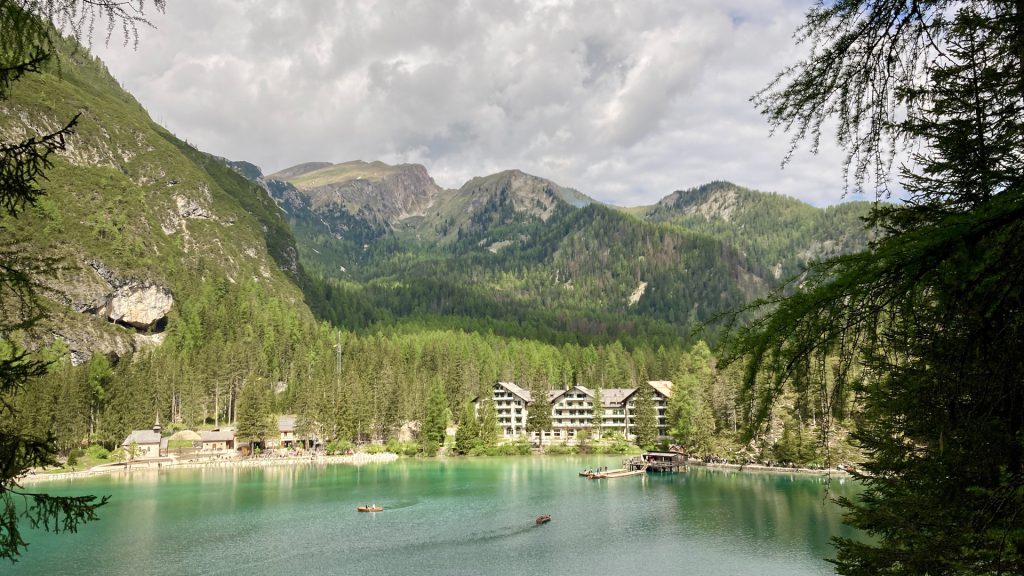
(536, 514, 551, 525)
(579, 469, 593, 477)
(357, 505, 383, 512)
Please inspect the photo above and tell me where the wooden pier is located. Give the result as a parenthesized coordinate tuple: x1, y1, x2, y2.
(585, 462, 648, 479)
(580, 452, 686, 479)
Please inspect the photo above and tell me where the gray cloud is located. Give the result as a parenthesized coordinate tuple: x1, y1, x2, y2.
(92, 0, 864, 206)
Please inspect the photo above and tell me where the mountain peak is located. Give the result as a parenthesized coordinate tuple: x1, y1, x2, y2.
(456, 169, 594, 221)
(656, 181, 746, 221)
(267, 160, 443, 227)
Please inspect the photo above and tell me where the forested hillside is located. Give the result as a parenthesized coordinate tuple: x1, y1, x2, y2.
(266, 163, 872, 347)
(636, 181, 873, 280)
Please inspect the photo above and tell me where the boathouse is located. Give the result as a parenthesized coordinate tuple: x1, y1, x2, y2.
(625, 451, 687, 473)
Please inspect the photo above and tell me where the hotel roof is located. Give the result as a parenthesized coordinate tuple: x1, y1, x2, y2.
(648, 381, 674, 398)
(498, 381, 533, 403)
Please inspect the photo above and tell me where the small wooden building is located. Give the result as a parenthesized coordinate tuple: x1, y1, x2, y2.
(627, 451, 687, 473)
(200, 428, 236, 453)
(642, 451, 686, 472)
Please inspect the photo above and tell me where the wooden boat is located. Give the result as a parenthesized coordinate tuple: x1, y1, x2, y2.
(578, 469, 593, 477)
(536, 514, 551, 525)
(357, 505, 383, 512)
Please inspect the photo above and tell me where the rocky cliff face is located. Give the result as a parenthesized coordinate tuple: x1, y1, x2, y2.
(653, 181, 742, 221)
(268, 160, 443, 228)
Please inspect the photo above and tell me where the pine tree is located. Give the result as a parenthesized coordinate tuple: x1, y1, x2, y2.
(454, 401, 479, 454)
(235, 380, 272, 449)
(0, 0, 165, 561)
(667, 342, 714, 450)
(476, 398, 500, 447)
(591, 388, 604, 439)
(420, 376, 448, 447)
(525, 382, 551, 435)
(632, 383, 657, 450)
(689, 398, 716, 460)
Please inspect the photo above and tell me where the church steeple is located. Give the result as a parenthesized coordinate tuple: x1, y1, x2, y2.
(153, 412, 162, 434)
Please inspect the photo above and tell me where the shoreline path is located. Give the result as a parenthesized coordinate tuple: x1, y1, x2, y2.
(18, 451, 400, 483)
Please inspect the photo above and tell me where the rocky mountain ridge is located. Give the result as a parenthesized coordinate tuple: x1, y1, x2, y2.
(247, 158, 872, 345)
(268, 160, 444, 228)
(266, 161, 871, 277)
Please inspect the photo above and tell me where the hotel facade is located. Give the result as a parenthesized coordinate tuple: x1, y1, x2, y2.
(477, 380, 673, 445)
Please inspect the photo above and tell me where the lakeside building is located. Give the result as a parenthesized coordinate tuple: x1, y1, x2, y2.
(268, 415, 320, 450)
(279, 415, 297, 448)
(476, 380, 673, 445)
(200, 428, 236, 453)
(265, 415, 298, 450)
(121, 416, 166, 458)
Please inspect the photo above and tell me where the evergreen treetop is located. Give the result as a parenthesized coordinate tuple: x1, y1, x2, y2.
(729, 2, 1024, 573)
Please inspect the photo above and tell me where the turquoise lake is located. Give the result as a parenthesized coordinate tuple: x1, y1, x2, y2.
(14, 456, 859, 575)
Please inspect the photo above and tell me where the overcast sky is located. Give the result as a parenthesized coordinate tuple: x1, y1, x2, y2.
(92, 0, 863, 207)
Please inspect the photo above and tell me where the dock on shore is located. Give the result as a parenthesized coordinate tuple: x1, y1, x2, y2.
(627, 452, 687, 473)
(581, 451, 687, 479)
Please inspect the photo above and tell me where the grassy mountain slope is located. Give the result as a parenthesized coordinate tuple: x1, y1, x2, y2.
(0, 40, 314, 362)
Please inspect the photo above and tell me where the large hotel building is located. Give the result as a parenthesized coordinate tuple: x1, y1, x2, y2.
(476, 381, 673, 444)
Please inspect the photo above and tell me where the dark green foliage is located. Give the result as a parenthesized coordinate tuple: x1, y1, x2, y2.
(454, 401, 478, 455)
(235, 380, 272, 446)
(476, 398, 500, 448)
(772, 416, 817, 466)
(728, 2, 1024, 574)
(591, 388, 604, 437)
(525, 383, 551, 434)
(667, 342, 712, 446)
(420, 377, 448, 447)
(631, 384, 657, 450)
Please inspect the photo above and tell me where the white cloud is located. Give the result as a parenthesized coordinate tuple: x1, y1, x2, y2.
(92, 0, 857, 206)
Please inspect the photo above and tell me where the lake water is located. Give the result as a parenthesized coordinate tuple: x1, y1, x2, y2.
(15, 456, 859, 575)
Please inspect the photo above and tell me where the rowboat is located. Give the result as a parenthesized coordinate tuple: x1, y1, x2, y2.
(357, 505, 383, 512)
(536, 514, 551, 524)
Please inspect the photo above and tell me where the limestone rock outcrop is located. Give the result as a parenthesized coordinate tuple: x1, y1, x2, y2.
(96, 284, 174, 331)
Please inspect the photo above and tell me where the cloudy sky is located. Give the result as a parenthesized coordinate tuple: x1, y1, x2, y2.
(92, 0, 861, 207)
